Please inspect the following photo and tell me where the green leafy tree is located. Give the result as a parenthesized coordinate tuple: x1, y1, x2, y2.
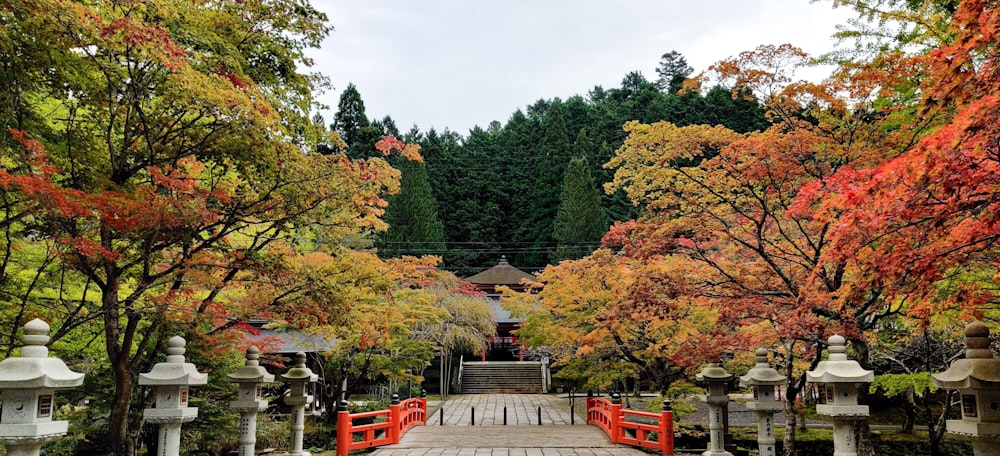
(0, 1, 419, 454)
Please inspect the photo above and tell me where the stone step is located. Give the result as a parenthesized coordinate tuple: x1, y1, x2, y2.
(459, 362, 545, 394)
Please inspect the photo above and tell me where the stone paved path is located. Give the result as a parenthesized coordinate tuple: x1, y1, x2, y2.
(370, 394, 648, 456)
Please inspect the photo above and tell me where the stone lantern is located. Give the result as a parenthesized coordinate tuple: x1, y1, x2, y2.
(0, 319, 85, 456)
(740, 348, 785, 456)
(697, 362, 734, 456)
(228, 346, 275, 456)
(931, 321, 1000, 456)
(281, 352, 318, 456)
(806, 335, 873, 456)
(138, 335, 208, 456)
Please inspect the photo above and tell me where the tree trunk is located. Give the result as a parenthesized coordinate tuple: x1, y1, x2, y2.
(926, 390, 954, 456)
(856, 419, 876, 456)
(109, 362, 136, 456)
(104, 290, 136, 456)
(902, 387, 916, 434)
(783, 381, 799, 456)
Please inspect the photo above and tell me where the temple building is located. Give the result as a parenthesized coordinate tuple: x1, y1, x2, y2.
(464, 256, 536, 361)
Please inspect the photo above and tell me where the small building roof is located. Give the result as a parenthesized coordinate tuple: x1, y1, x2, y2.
(465, 256, 536, 286)
(242, 321, 337, 354)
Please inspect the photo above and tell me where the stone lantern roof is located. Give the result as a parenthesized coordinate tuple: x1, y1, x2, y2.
(806, 335, 874, 384)
(282, 352, 318, 383)
(0, 319, 84, 389)
(228, 346, 275, 384)
(740, 348, 785, 387)
(932, 321, 1000, 389)
(138, 336, 208, 386)
(697, 362, 733, 382)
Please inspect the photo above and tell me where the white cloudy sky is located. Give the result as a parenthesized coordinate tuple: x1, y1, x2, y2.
(307, 1, 857, 135)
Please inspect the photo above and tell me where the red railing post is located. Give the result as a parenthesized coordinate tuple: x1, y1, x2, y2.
(389, 394, 401, 444)
(660, 400, 674, 455)
(336, 400, 351, 456)
(610, 393, 622, 444)
(419, 390, 428, 425)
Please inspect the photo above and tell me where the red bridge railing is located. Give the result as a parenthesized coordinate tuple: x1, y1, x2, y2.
(335, 392, 427, 456)
(586, 392, 674, 455)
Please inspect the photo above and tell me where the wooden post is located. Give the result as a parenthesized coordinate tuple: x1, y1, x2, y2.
(335, 401, 351, 456)
(661, 400, 674, 456)
(419, 390, 428, 426)
(610, 393, 622, 443)
(389, 394, 401, 444)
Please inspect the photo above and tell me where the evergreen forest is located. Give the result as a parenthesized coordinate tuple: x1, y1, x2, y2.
(333, 60, 768, 276)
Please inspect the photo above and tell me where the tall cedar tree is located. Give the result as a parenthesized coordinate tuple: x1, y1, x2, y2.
(333, 82, 370, 146)
(519, 101, 571, 268)
(552, 156, 608, 262)
(333, 83, 383, 158)
(379, 158, 446, 258)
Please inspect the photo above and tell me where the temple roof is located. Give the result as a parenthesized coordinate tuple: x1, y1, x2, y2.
(465, 256, 536, 286)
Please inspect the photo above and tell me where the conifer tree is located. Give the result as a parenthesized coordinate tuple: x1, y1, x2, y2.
(333, 83, 370, 145)
(552, 156, 608, 262)
(333, 83, 383, 158)
(519, 100, 571, 267)
(380, 158, 446, 259)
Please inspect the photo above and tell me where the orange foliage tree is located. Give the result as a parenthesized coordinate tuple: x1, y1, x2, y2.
(603, 40, 950, 451)
(805, 0, 1000, 320)
(506, 248, 716, 394)
(0, 0, 423, 453)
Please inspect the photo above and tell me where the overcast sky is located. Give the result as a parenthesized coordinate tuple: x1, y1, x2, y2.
(307, 1, 856, 135)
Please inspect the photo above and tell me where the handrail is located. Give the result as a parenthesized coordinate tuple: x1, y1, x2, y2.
(586, 393, 674, 455)
(335, 392, 427, 456)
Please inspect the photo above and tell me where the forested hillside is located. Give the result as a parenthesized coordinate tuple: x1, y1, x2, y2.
(330, 54, 769, 276)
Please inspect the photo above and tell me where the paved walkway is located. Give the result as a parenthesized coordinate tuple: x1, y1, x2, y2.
(430, 393, 580, 426)
(370, 394, 648, 456)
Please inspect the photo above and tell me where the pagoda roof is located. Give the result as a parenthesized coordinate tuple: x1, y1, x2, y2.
(465, 256, 536, 286)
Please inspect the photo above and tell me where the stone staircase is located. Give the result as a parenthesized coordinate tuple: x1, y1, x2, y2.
(459, 361, 548, 394)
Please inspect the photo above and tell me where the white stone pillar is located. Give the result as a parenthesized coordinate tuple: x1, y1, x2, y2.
(806, 335, 873, 456)
(0, 319, 85, 456)
(228, 346, 275, 456)
(138, 336, 208, 456)
(740, 348, 785, 456)
(281, 352, 317, 456)
(932, 321, 1000, 456)
(697, 362, 733, 456)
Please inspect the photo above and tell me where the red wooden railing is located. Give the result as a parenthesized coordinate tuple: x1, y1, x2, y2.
(335, 393, 427, 456)
(586, 393, 674, 455)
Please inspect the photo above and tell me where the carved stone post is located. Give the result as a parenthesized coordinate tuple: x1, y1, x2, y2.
(281, 352, 317, 456)
(806, 335, 873, 456)
(0, 319, 85, 456)
(228, 346, 275, 456)
(740, 348, 785, 456)
(138, 336, 208, 456)
(697, 362, 733, 456)
(932, 321, 1000, 456)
